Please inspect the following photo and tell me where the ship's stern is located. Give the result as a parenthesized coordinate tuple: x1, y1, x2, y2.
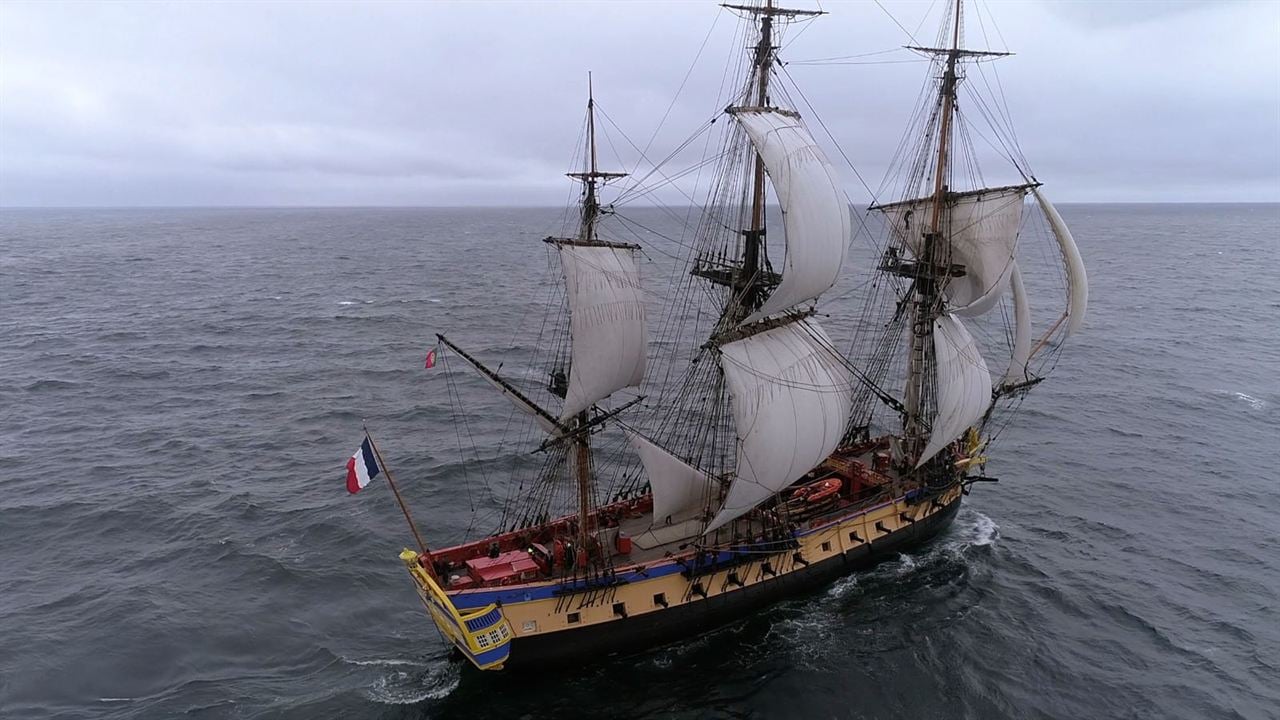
(399, 550, 512, 671)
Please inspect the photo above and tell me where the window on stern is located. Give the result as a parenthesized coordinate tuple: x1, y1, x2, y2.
(567, 612, 580, 624)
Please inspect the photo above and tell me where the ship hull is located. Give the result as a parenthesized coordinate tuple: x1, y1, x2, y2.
(500, 490, 961, 669)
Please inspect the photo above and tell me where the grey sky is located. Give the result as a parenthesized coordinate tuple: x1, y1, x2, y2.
(1, 0, 1276, 206)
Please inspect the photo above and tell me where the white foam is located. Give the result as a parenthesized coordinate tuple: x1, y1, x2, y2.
(965, 511, 1000, 547)
(337, 301, 357, 306)
(347, 657, 429, 668)
(363, 660, 459, 705)
(1214, 389, 1268, 411)
(1232, 392, 1266, 410)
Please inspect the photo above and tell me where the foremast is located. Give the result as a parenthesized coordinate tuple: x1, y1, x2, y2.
(872, 0, 1085, 472)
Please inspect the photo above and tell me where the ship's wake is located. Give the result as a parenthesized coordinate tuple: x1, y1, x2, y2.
(348, 655, 460, 705)
(760, 508, 1001, 667)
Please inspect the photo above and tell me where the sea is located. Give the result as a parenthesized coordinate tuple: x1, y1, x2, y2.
(1, 203, 1277, 720)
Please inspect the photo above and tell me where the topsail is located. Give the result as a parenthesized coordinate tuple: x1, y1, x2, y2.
(556, 243, 648, 420)
(883, 185, 1030, 316)
(730, 108, 851, 325)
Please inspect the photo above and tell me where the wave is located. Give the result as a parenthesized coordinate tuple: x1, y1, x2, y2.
(344, 657, 432, 668)
(361, 658, 460, 705)
(23, 379, 80, 391)
(1225, 390, 1267, 411)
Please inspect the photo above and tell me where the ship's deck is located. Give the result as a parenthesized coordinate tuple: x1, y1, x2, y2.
(428, 441, 899, 590)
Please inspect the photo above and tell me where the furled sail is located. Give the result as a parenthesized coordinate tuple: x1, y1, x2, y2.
(557, 244, 648, 420)
(706, 318, 853, 533)
(917, 313, 993, 466)
(883, 185, 1029, 316)
(1003, 261, 1032, 384)
(625, 431, 716, 524)
(1032, 187, 1088, 336)
(729, 108, 851, 325)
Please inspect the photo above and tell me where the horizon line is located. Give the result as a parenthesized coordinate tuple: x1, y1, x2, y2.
(3, 201, 1279, 210)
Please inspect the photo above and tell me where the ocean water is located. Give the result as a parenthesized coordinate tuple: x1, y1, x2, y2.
(1, 204, 1277, 719)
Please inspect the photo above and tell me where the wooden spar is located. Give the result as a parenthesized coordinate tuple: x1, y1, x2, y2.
(574, 410, 592, 553)
(588, 73, 598, 178)
(364, 427, 432, 565)
(748, 0, 772, 234)
(928, 0, 963, 235)
(740, 0, 775, 316)
(435, 333, 564, 432)
(905, 0, 964, 462)
(583, 73, 599, 244)
(1029, 312, 1068, 360)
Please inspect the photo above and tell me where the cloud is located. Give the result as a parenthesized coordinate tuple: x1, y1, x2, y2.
(0, 0, 1276, 206)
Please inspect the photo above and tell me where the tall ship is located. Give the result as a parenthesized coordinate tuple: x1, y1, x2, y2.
(373, 0, 1088, 672)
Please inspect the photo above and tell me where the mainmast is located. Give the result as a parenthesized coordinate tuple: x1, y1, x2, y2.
(712, 2, 824, 323)
(741, 0, 774, 317)
(903, 0, 964, 465)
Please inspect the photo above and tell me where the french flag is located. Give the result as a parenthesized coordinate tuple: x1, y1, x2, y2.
(346, 437, 381, 494)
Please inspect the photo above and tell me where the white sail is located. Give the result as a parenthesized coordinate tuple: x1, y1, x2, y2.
(917, 313, 993, 466)
(885, 186, 1028, 316)
(706, 318, 853, 533)
(1033, 187, 1088, 336)
(557, 244, 648, 420)
(730, 108, 851, 325)
(626, 431, 715, 524)
(1004, 261, 1032, 384)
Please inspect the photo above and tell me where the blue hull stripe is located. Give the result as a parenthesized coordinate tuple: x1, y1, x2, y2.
(457, 641, 510, 667)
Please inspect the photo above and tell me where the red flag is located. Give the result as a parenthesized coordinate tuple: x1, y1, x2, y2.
(424, 349, 436, 369)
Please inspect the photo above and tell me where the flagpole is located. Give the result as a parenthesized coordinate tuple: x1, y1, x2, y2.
(363, 425, 431, 563)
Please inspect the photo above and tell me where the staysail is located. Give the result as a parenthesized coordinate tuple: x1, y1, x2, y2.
(626, 431, 716, 524)
(729, 108, 851, 325)
(917, 313, 993, 466)
(1004, 261, 1032, 384)
(556, 243, 648, 420)
(883, 185, 1030, 316)
(1032, 187, 1088, 336)
(706, 318, 853, 533)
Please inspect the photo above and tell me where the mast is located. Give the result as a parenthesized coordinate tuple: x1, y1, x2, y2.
(904, 0, 964, 464)
(560, 73, 630, 558)
(741, 0, 774, 317)
(711, 2, 825, 324)
(574, 75, 599, 554)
